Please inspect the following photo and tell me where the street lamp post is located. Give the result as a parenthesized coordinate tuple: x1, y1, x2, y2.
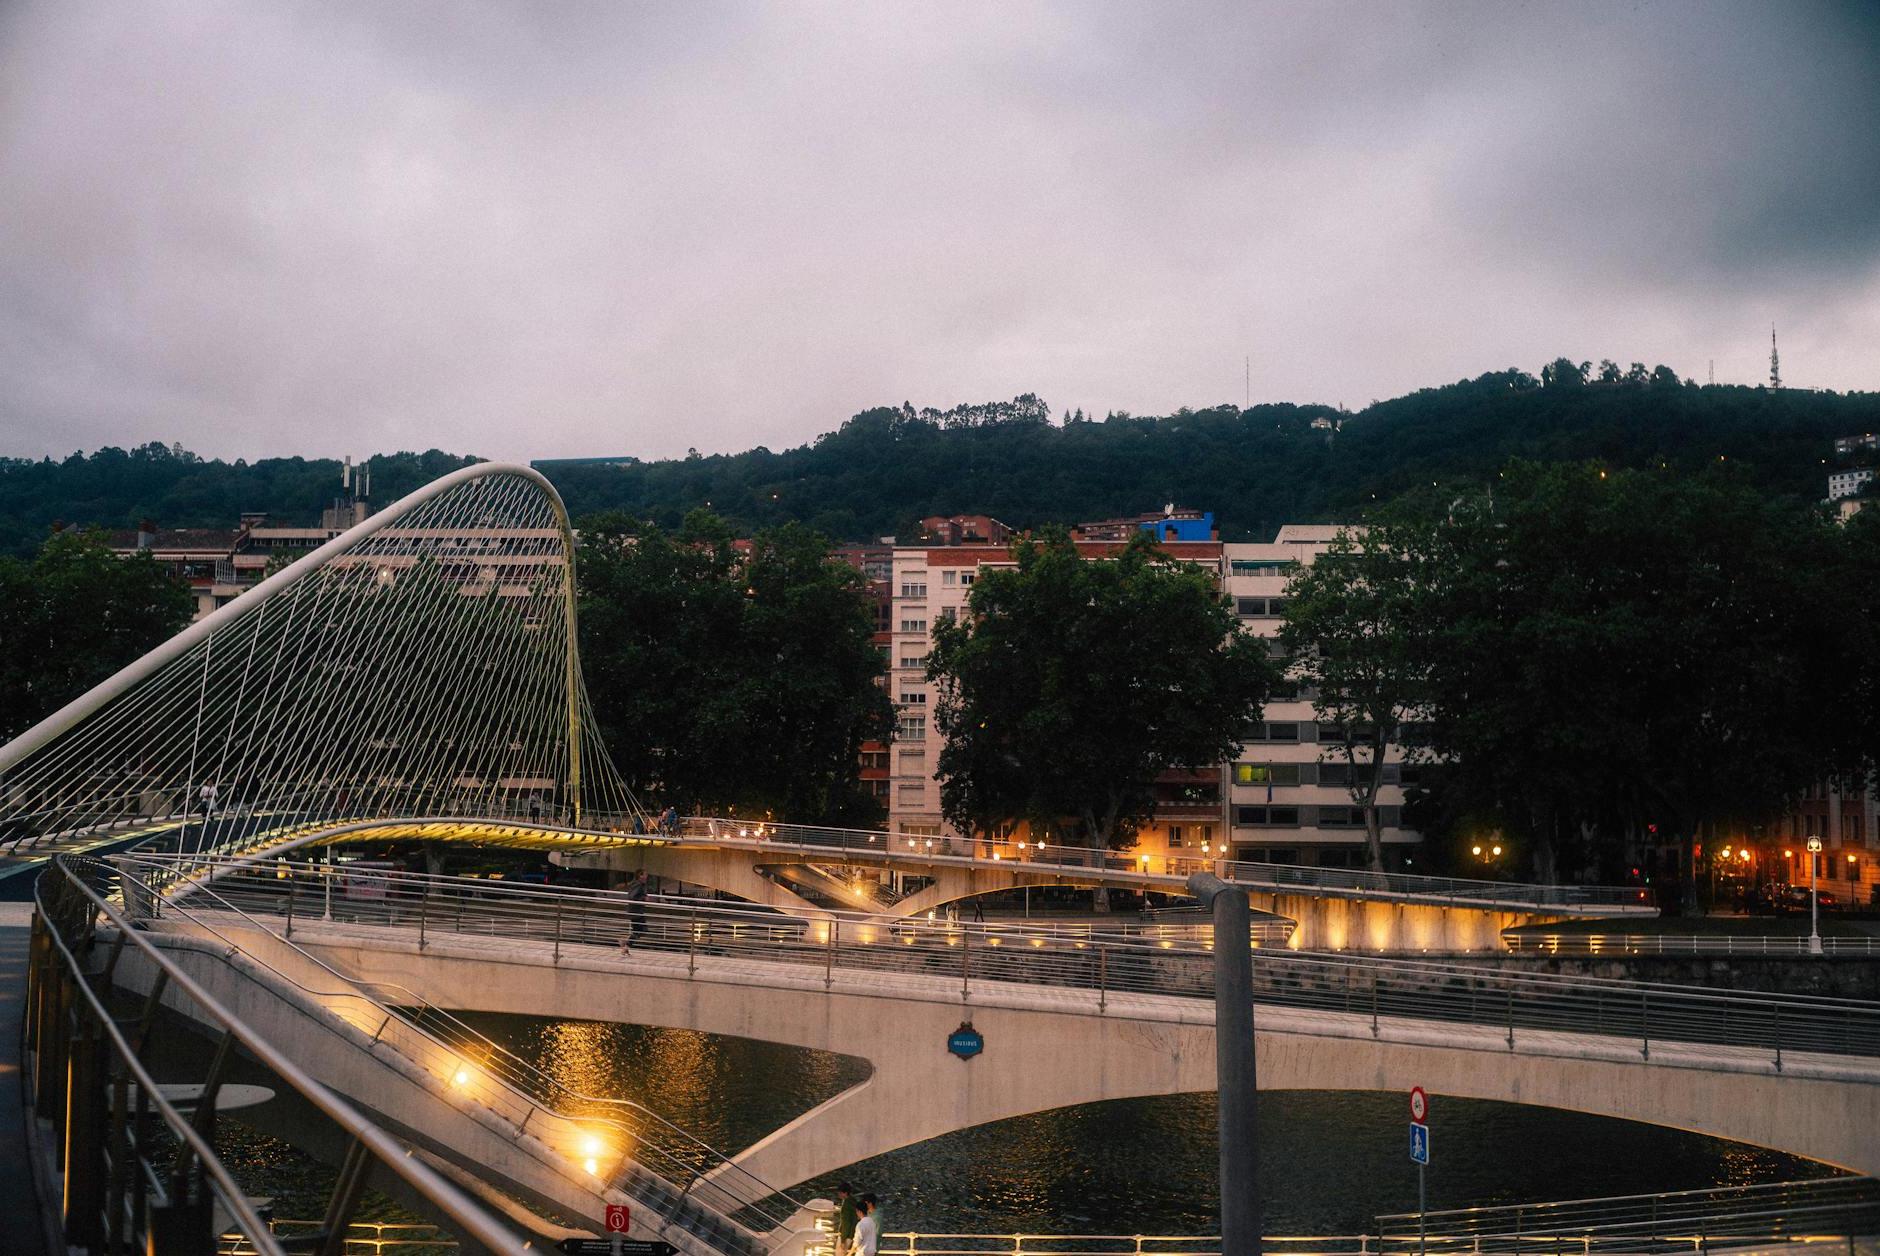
(1806, 837, 1823, 955)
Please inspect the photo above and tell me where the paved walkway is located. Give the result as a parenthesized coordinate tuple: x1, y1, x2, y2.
(0, 899, 52, 1256)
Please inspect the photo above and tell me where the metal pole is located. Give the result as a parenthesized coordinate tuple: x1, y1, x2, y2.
(1808, 844, 1822, 955)
(1189, 871, 1261, 1256)
(324, 845, 333, 921)
(1418, 1161, 1426, 1256)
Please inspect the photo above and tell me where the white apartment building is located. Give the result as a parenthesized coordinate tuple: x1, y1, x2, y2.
(1829, 468, 1875, 501)
(886, 521, 1422, 869)
(1224, 527, 1422, 868)
(887, 530, 1229, 850)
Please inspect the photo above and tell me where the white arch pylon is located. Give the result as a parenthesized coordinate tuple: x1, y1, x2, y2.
(0, 461, 648, 857)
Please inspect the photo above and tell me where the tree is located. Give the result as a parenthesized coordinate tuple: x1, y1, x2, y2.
(1279, 523, 1432, 872)
(927, 529, 1277, 852)
(576, 510, 892, 825)
(1410, 461, 1847, 893)
(0, 530, 193, 741)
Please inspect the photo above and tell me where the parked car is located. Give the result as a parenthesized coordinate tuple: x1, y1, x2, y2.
(1777, 883, 1836, 913)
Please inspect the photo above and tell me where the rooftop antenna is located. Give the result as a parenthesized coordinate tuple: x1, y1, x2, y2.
(1708, 359, 1715, 386)
(1244, 355, 1250, 409)
(1769, 324, 1782, 390)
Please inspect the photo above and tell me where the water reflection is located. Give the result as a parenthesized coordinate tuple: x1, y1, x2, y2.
(460, 1013, 1836, 1236)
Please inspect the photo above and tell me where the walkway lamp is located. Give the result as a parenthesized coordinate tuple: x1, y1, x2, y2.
(1806, 838, 1823, 955)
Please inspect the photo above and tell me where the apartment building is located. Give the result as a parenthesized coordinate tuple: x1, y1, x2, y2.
(887, 510, 1228, 850)
(1223, 526, 1422, 869)
(1828, 468, 1875, 501)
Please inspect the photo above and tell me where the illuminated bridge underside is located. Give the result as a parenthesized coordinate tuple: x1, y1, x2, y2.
(238, 817, 1619, 952)
(199, 917, 1880, 1192)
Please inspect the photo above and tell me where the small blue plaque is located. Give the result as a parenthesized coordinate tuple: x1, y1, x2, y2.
(948, 1022, 984, 1059)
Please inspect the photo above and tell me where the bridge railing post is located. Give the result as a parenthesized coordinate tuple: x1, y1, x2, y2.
(1772, 1003, 1781, 1072)
(418, 889, 427, 951)
(286, 874, 296, 940)
(688, 909, 698, 977)
(961, 927, 972, 1001)
(553, 900, 562, 965)
(1098, 944, 1107, 1014)
(1640, 991, 1650, 1060)
(825, 919, 837, 990)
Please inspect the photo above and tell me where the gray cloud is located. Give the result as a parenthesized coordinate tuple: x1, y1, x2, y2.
(1, 0, 1876, 464)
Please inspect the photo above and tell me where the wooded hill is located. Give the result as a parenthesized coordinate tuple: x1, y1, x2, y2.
(5, 366, 1876, 552)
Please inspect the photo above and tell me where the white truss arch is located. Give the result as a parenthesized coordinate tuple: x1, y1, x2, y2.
(0, 461, 645, 855)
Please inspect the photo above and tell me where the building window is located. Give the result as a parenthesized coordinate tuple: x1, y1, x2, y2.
(898, 749, 926, 772)
(943, 570, 956, 585)
(900, 618, 928, 633)
(1245, 722, 1299, 742)
(937, 607, 957, 624)
(960, 572, 975, 586)
(900, 692, 926, 705)
(1318, 806, 1364, 827)
(900, 823, 941, 837)
(896, 784, 925, 804)
(896, 716, 926, 741)
(901, 582, 927, 599)
(1169, 825, 1184, 848)
(1229, 559, 1298, 576)
(899, 655, 926, 669)
(1235, 763, 1300, 786)
(1235, 806, 1300, 827)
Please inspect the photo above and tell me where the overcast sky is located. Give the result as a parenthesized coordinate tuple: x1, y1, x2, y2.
(2, 2, 1877, 464)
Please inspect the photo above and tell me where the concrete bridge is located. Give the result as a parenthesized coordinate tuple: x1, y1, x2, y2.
(132, 860, 1880, 1197)
(227, 814, 1657, 953)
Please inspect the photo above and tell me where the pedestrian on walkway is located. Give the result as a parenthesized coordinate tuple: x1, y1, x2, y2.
(855, 1196, 880, 1256)
(620, 870, 649, 952)
(833, 1182, 858, 1256)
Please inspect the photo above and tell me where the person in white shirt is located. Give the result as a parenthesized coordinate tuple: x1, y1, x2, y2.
(854, 1196, 880, 1256)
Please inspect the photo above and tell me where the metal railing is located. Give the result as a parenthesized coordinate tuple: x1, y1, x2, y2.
(1375, 1175, 1880, 1253)
(1505, 932, 1880, 957)
(28, 805, 1650, 916)
(26, 857, 532, 1256)
(100, 858, 803, 1253)
(219, 1221, 460, 1256)
(143, 856, 1880, 1066)
(874, 1237, 1373, 1256)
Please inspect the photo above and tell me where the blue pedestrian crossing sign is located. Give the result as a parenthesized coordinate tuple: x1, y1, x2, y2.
(1409, 1121, 1431, 1165)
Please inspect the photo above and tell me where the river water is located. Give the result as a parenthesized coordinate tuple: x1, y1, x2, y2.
(452, 1013, 1834, 1236)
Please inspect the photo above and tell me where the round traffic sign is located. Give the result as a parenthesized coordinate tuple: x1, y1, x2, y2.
(1409, 1086, 1428, 1123)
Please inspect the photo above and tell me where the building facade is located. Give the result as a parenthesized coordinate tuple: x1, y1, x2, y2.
(1828, 468, 1875, 501)
(884, 514, 1422, 868)
(1223, 526, 1422, 868)
(886, 513, 1228, 853)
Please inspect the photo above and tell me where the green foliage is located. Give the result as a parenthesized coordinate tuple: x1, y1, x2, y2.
(576, 512, 892, 825)
(927, 530, 1278, 849)
(8, 376, 1877, 552)
(1279, 525, 1432, 871)
(0, 445, 478, 557)
(0, 530, 193, 739)
(1366, 462, 1873, 885)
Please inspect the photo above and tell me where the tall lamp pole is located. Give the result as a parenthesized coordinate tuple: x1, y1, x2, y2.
(1188, 872, 1261, 1256)
(1806, 837, 1823, 955)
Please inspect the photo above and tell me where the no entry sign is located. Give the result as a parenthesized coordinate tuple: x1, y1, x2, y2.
(1409, 1086, 1428, 1123)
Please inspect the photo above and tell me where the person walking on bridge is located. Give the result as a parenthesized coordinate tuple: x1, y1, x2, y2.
(833, 1182, 858, 1256)
(620, 870, 649, 952)
(855, 1195, 880, 1256)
